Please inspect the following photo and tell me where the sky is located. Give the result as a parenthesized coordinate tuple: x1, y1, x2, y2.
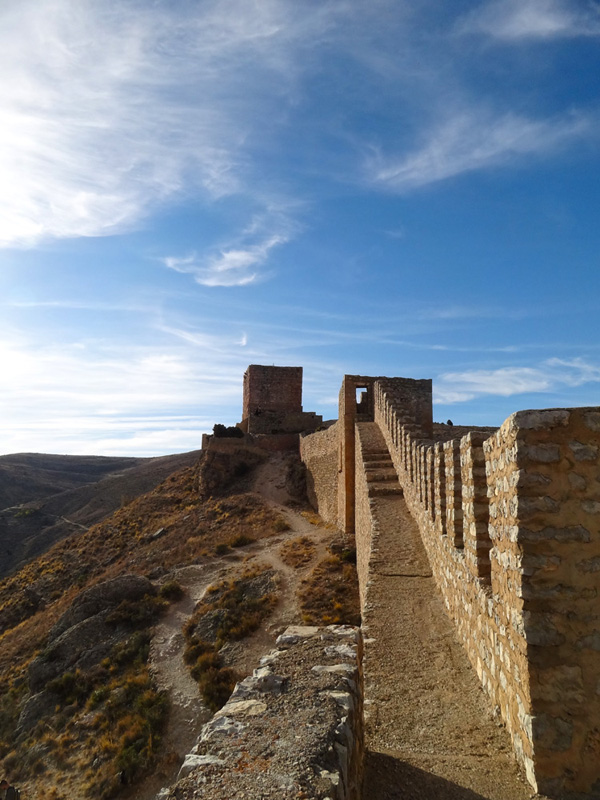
(1, 0, 600, 457)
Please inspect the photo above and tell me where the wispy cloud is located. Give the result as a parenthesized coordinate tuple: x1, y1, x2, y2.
(435, 357, 600, 403)
(458, 0, 600, 40)
(369, 108, 591, 191)
(0, 335, 249, 455)
(0, 0, 246, 245)
(165, 233, 287, 287)
(163, 200, 299, 286)
(0, 0, 330, 248)
(1, 0, 594, 247)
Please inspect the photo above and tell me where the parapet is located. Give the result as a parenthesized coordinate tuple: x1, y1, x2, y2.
(300, 371, 600, 796)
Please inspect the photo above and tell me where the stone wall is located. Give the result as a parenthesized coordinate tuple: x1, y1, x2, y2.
(354, 425, 376, 609)
(373, 381, 600, 797)
(299, 422, 340, 527)
(295, 368, 600, 795)
(169, 625, 364, 800)
(243, 364, 303, 418)
(493, 408, 600, 796)
(240, 365, 322, 435)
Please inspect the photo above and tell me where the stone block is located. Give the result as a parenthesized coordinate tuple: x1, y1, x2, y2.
(532, 713, 573, 752)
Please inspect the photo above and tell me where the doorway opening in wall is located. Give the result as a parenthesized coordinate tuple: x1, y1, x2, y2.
(356, 387, 369, 415)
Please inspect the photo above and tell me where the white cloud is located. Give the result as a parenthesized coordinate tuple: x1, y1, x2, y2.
(165, 234, 287, 287)
(435, 357, 600, 404)
(1, 0, 593, 246)
(458, 0, 600, 40)
(0, 0, 334, 248)
(0, 336, 249, 455)
(0, 0, 248, 245)
(164, 199, 300, 286)
(369, 108, 590, 191)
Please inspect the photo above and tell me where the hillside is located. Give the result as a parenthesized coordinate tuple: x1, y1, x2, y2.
(0, 447, 359, 800)
(0, 450, 202, 580)
(0, 453, 149, 508)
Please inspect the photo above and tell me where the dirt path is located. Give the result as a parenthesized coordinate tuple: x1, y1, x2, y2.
(135, 454, 338, 800)
(131, 564, 224, 800)
(360, 429, 539, 799)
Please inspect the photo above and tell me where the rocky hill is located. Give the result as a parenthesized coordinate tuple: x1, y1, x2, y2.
(0, 446, 359, 800)
(0, 451, 202, 580)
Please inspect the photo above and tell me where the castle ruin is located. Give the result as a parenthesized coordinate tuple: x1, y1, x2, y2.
(202, 365, 600, 797)
(300, 371, 600, 797)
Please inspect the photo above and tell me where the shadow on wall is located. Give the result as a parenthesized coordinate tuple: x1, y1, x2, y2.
(363, 752, 491, 800)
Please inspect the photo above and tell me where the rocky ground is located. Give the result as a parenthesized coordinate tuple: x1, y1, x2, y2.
(1, 442, 554, 800)
(130, 452, 351, 800)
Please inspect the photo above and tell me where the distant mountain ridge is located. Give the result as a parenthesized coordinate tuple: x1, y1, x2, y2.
(0, 450, 202, 579)
(0, 452, 147, 509)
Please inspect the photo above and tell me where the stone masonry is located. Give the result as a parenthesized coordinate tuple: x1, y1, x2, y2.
(300, 372, 600, 797)
(166, 625, 363, 800)
(240, 364, 322, 436)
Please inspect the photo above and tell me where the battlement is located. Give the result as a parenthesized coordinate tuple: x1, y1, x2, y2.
(300, 372, 600, 797)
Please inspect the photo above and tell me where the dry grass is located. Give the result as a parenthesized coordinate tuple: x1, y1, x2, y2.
(272, 515, 291, 533)
(279, 536, 316, 568)
(182, 566, 277, 711)
(299, 548, 360, 627)
(0, 467, 280, 653)
(0, 451, 357, 799)
(1, 626, 169, 800)
(300, 509, 337, 530)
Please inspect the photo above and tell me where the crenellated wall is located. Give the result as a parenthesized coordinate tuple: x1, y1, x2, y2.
(300, 372, 600, 797)
(372, 384, 600, 797)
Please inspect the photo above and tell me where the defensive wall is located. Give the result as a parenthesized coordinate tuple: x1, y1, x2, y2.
(300, 373, 600, 797)
(168, 625, 364, 800)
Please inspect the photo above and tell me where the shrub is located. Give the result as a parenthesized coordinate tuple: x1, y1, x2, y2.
(182, 569, 277, 711)
(47, 670, 91, 707)
(212, 424, 244, 439)
(106, 594, 168, 628)
(158, 581, 184, 601)
(230, 534, 254, 548)
(272, 516, 290, 533)
(189, 650, 221, 681)
(279, 536, 316, 568)
(110, 631, 151, 668)
(183, 638, 212, 665)
(196, 666, 238, 711)
(299, 551, 360, 627)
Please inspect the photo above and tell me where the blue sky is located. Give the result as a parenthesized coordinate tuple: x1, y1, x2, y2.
(1, 0, 600, 456)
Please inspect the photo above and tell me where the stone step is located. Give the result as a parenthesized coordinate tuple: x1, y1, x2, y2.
(368, 483, 404, 497)
(365, 460, 394, 470)
(365, 469, 398, 483)
(363, 450, 389, 459)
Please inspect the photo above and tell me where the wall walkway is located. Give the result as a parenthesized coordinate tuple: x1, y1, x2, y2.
(356, 422, 533, 799)
(300, 372, 600, 796)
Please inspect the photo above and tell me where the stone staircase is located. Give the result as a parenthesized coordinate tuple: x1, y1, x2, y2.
(358, 425, 403, 498)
